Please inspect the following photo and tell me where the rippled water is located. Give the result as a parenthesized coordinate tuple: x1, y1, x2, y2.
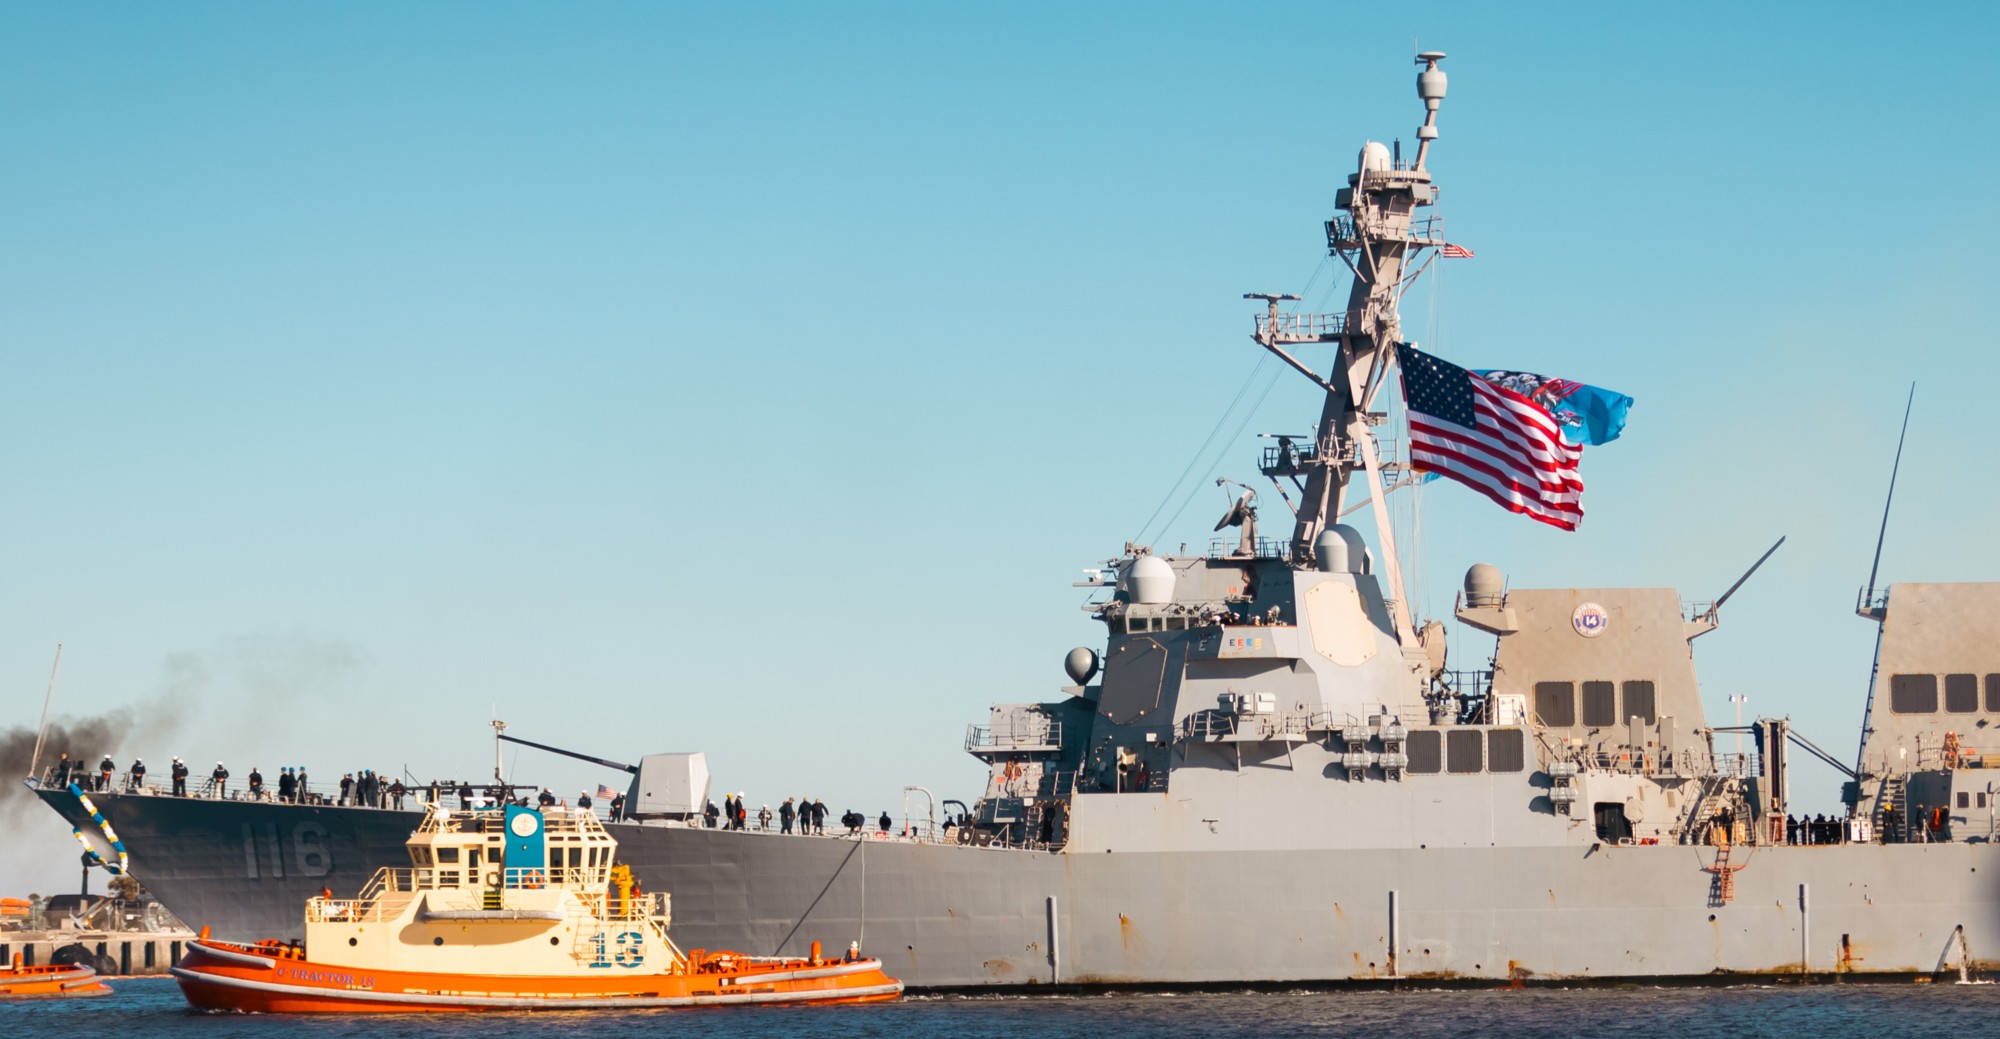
(10, 977, 2000, 1039)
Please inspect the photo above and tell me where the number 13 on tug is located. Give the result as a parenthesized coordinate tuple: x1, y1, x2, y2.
(171, 802, 901, 1012)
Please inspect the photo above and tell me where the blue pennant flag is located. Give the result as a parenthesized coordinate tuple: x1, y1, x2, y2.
(1471, 369, 1634, 446)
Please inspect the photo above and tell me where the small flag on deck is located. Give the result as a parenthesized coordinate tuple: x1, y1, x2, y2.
(1440, 243, 1474, 258)
(1397, 343, 1584, 530)
(596, 785, 618, 800)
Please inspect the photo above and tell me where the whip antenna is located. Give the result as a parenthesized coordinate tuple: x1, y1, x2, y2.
(1863, 384, 1916, 607)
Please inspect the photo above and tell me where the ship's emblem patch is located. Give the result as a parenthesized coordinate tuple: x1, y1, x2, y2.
(1572, 602, 1609, 638)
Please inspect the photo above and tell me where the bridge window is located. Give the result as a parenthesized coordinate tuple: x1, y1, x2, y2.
(1622, 681, 1657, 725)
(1890, 673, 1938, 714)
(1407, 730, 1441, 774)
(1581, 682, 1616, 728)
(1946, 673, 1979, 714)
(1487, 728, 1525, 773)
(1534, 682, 1575, 728)
(1446, 729, 1484, 774)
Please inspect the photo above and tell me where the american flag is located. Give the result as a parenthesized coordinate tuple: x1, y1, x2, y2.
(596, 785, 618, 800)
(1396, 343, 1583, 530)
(1440, 243, 1474, 258)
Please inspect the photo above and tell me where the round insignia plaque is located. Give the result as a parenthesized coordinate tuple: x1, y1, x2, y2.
(1572, 602, 1609, 638)
(509, 812, 540, 838)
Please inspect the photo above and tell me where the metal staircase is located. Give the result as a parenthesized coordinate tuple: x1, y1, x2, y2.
(1877, 774, 1910, 842)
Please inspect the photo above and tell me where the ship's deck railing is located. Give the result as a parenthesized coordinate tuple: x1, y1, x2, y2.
(1326, 214, 1445, 250)
(349, 863, 615, 900)
(306, 895, 392, 924)
(965, 720, 1063, 754)
(1255, 310, 1348, 343)
(1206, 536, 1290, 559)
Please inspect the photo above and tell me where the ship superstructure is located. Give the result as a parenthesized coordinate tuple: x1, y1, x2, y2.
(28, 53, 2000, 988)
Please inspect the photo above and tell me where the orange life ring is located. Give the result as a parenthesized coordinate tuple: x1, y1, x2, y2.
(523, 869, 544, 889)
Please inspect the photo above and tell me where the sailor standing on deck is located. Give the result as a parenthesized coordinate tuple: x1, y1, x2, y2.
(211, 761, 229, 799)
(99, 755, 114, 791)
(279, 767, 297, 803)
(129, 758, 146, 792)
(171, 757, 188, 796)
(248, 767, 264, 801)
(390, 779, 406, 810)
(780, 797, 796, 834)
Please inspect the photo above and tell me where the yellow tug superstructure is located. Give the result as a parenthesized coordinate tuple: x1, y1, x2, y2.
(171, 802, 901, 1012)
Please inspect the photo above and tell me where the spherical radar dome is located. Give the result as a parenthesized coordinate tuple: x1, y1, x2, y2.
(1314, 525, 1367, 574)
(1064, 647, 1100, 686)
(1463, 563, 1505, 607)
(1124, 555, 1176, 605)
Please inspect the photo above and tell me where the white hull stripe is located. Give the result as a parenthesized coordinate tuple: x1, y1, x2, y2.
(186, 941, 277, 969)
(171, 968, 902, 1008)
(0, 967, 97, 987)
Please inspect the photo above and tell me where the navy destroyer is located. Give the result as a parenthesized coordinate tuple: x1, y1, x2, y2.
(27, 54, 2000, 988)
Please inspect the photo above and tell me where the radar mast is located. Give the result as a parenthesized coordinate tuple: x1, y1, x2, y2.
(1248, 52, 1449, 650)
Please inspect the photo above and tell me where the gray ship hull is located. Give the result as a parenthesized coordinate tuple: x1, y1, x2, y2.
(37, 788, 2000, 987)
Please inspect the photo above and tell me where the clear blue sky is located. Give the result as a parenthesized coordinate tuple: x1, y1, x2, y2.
(4, 3, 1996, 896)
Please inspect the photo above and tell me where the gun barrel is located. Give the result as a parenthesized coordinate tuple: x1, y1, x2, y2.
(498, 734, 639, 774)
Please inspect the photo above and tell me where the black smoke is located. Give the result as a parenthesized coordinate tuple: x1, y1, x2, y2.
(1, 708, 184, 818)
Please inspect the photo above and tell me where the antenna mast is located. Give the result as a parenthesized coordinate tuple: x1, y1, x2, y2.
(28, 644, 63, 781)
(1860, 384, 1916, 617)
(1243, 54, 1449, 652)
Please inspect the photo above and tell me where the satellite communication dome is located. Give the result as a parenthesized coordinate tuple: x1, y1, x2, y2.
(1124, 555, 1176, 604)
(1314, 525, 1367, 574)
(1064, 647, 1100, 686)
(1464, 563, 1505, 607)
(1358, 141, 1392, 174)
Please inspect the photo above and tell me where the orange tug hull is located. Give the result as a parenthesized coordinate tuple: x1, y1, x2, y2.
(172, 939, 902, 1013)
(0, 962, 113, 1000)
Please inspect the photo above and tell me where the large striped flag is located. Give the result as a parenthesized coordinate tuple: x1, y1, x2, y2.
(1396, 343, 1584, 530)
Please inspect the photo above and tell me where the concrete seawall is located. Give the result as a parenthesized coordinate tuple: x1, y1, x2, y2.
(1, 932, 195, 976)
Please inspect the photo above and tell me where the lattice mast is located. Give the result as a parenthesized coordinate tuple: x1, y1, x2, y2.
(1250, 52, 1449, 647)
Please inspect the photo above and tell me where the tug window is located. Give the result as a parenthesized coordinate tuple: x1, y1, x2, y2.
(1446, 729, 1484, 774)
(1581, 682, 1617, 728)
(1622, 681, 1657, 725)
(1487, 728, 1525, 773)
(436, 847, 460, 863)
(1407, 730, 1442, 774)
(1959, 792, 1972, 810)
(1988, 675, 2000, 713)
(1946, 673, 1980, 714)
(1534, 682, 1576, 728)
(1890, 673, 1938, 714)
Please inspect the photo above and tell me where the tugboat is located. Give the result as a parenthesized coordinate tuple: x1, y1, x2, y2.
(0, 955, 112, 1000)
(171, 802, 900, 1011)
